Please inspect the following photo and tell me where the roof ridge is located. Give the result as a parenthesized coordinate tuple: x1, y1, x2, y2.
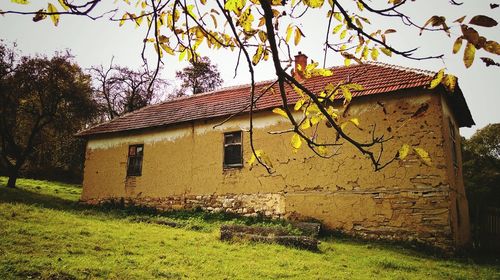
(365, 61, 436, 77)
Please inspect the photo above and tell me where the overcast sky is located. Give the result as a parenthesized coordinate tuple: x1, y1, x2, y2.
(1, 1, 498, 138)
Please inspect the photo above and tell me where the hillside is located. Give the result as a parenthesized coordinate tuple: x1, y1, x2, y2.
(0, 177, 498, 279)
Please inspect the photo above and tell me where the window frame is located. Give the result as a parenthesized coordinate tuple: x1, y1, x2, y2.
(127, 144, 144, 177)
(223, 131, 243, 169)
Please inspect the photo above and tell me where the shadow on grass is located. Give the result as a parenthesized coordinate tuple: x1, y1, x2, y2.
(0, 185, 80, 211)
(2, 183, 499, 266)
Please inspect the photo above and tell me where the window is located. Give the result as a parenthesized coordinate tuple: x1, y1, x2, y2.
(223, 131, 243, 168)
(449, 119, 458, 174)
(127, 144, 144, 176)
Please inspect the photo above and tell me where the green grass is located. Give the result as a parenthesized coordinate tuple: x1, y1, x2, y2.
(0, 177, 499, 279)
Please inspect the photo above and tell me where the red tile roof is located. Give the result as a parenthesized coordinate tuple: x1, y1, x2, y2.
(76, 62, 473, 137)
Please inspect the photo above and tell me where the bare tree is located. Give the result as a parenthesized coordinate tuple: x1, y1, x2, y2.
(90, 62, 168, 121)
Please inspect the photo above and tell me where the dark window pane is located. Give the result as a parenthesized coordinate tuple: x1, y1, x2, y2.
(127, 144, 144, 176)
(224, 145, 242, 165)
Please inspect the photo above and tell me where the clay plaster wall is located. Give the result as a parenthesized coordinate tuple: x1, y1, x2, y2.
(81, 89, 468, 250)
(439, 94, 471, 247)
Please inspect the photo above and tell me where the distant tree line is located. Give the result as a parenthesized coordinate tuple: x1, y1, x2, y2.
(462, 123, 500, 210)
(0, 42, 223, 186)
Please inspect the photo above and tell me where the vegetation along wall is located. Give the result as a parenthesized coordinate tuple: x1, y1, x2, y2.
(81, 89, 470, 251)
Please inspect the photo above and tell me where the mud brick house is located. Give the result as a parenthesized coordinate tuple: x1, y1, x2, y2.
(77, 54, 474, 250)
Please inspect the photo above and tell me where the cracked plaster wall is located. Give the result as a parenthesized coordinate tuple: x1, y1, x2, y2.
(81, 89, 470, 250)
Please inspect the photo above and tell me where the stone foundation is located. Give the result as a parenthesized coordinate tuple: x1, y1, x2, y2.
(83, 188, 454, 251)
(84, 193, 286, 218)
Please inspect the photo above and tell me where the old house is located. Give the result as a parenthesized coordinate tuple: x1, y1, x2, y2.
(77, 54, 474, 250)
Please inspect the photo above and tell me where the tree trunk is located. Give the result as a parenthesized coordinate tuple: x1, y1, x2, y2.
(6, 168, 18, 188)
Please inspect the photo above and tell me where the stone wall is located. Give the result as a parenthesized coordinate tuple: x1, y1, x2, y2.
(84, 193, 286, 218)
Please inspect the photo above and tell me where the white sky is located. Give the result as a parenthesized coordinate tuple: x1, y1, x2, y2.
(1, 1, 499, 138)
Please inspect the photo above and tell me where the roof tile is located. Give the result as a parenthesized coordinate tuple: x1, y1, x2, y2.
(76, 62, 469, 137)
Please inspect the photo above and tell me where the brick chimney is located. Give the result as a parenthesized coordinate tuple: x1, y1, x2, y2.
(293, 52, 308, 80)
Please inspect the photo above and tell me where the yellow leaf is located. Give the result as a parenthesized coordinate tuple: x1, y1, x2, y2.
(452, 37, 463, 54)
(398, 144, 410, 159)
(463, 42, 475, 68)
(380, 47, 392, 57)
(332, 24, 343, 34)
(340, 30, 347, 40)
(356, 1, 364, 11)
(272, 108, 289, 119)
(413, 147, 432, 166)
(428, 68, 444, 89)
(47, 3, 59, 26)
(252, 45, 264, 65)
(119, 13, 128, 26)
(179, 49, 187, 61)
(333, 12, 342, 22)
(11, 0, 29, 4)
(239, 6, 254, 32)
(300, 120, 311, 130)
(247, 150, 272, 168)
(294, 27, 302, 46)
(484, 40, 500, 55)
(58, 0, 69, 11)
(186, 4, 196, 19)
(224, 0, 245, 12)
(311, 115, 322, 125)
(312, 68, 333, 77)
(350, 118, 360, 127)
(259, 150, 273, 168)
(341, 86, 352, 104)
(135, 14, 144, 26)
(362, 46, 369, 60)
(340, 118, 360, 131)
(285, 24, 293, 43)
(160, 43, 175, 55)
(258, 31, 267, 42)
(293, 85, 305, 97)
(291, 134, 302, 149)
(442, 74, 457, 93)
(303, 0, 325, 8)
(258, 16, 266, 27)
(344, 58, 351, 66)
(154, 43, 163, 58)
(294, 98, 306, 111)
(371, 48, 379, 61)
(306, 104, 320, 115)
(247, 154, 256, 166)
(317, 146, 327, 156)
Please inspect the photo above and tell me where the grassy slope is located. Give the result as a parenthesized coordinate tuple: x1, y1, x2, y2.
(0, 178, 499, 280)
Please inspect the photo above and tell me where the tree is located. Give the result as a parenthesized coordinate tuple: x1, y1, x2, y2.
(90, 62, 168, 121)
(0, 45, 97, 188)
(462, 123, 500, 209)
(3, 1, 499, 172)
(176, 56, 223, 95)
